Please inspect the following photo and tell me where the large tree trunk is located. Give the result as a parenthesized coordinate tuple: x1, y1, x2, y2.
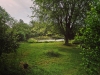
(64, 34, 69, 45)
(64, 22, 70, 45)
(64, 26, 70, 45)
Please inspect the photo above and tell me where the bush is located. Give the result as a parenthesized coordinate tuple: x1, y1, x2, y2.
(0, 6, 20, 75)
(34, 36, 51, 40)
(52, 35, 64, 39)
(27, 38, 37, 43)
(0, 26, 19, 56)
(81, 5, 100, 75)
(71, 36, 83, 44)
(4, 31, 19, 53)
(0, 30, 20, 74)
(17, 32, 26, 41)
(0, 53, 25, 75)
(0, 6, 19, 56)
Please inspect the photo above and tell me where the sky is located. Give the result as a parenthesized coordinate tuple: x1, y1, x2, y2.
(0, 0, 33, 24)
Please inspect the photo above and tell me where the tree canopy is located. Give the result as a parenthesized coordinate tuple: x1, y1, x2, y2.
(0, 6, 19, 56)
(12, 19, 31, 41)
(31, 0, 93, 45)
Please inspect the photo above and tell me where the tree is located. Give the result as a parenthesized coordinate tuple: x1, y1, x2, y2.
(81, 1, 100, 74)
(0, 6, 19, 56)
(30, 20, 63, 39)
(31, 0, 92, 45)
(12, 19, 31, 41)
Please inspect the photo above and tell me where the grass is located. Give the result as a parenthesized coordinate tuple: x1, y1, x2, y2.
(16, 42, 85, 75)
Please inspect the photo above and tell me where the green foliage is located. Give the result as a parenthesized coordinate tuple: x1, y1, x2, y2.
(32, 0, 93, 45)
(31, 22, 46, 37)
(52, 34, 64, 39)
(27, 38, 37, 43)
(0, 6, 19, 56)
(0, 6, 10, 22)
(13, 19, 31, 41)
(71, 35, 83, 44)
(30, 21, 60, 38)
(17, 31, 26, 41)
(0, 53, 23, 75)
(0, 6, 19, 74)
(35, 36, 51, 40)
(3, 30, 19, 53)
(81, 3, 100, 75)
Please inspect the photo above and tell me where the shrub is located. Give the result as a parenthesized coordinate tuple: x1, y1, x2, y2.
(0, 53, 25, 75)
(0, 29, 20, 74)
(81, 4, 100, 75)
(0, 6, 20, 74)
(0, 24, 19, 56)
(71, 36, 83, 44)
(3, 31, 19, 53)
(0, 6, 19, 56)
(34, 36, 51, 40)
(17, 32, 26, 41)
(27, 38, 37, 43)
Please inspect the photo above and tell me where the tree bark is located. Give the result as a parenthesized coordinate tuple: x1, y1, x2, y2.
(64, 22, 70, 45)
(65, 27, 69, 45)
(64, 34, 69, 45)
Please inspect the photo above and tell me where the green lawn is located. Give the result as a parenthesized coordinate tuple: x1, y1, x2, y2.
(17, 42, 85, 75)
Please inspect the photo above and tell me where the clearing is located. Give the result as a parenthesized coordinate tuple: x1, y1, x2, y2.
(17, 42, 85, 75)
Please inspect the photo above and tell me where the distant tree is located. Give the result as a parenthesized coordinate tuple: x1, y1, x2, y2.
(12, 19, 31, 41)
(19, 19, 24, 23)
(30, 20, 62, 39)
(31, 0, 93, 45)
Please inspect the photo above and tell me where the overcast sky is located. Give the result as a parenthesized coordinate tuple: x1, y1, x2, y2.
(0, 0, 33, 24)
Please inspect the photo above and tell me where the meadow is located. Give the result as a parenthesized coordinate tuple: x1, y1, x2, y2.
(16, 42, 86, 75)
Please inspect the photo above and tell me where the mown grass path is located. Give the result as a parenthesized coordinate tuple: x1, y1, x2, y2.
(17, 42, 85, 75)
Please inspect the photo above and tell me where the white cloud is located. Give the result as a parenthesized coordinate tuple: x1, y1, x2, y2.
(0, 0, 33, 24)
